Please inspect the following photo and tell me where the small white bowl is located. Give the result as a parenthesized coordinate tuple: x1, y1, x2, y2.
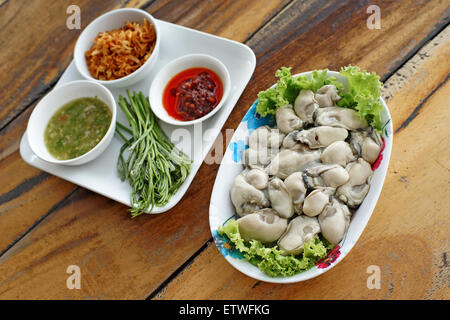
(27, 80, 117, 166)
(74, 8, 160, 88)
(149, 54, 231, 126)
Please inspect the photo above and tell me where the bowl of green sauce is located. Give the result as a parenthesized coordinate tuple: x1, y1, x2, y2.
(27, 80, 116, 165)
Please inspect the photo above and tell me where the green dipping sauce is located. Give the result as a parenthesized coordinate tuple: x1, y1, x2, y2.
(44, 97, 112, 160)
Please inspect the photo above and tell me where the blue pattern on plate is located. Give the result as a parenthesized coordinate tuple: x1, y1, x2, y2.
(242, 101, 276, 133)
(229, 100, 276, 163)
(229, 140, 248, 163)
(212, 229, 245, 260)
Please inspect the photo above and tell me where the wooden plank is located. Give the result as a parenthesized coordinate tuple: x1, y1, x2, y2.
(0, 0, 130, 130)
(154, 27, 450, 300)
(0, 0, 290, 253)
(0, 152, 76, 252)
(3, 0, 446, 257)
(0, 0, 290, 131)
(382, 27, 450, 132)
(0, 0, 291, 298)
(238, 0, 450, 125)
(147, 0, 290, 42)
(0, 88, 81, 256)
(247, 0, 449, 74)
(0, 187, 212, 299)
(0, 0, 290, 254)
(0, 0, 153, 256)
(160, 81, 450, 300)
(199, 0, 450, 164)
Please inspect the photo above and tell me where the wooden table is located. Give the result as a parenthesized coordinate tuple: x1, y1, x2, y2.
(0, 0, 448, 300)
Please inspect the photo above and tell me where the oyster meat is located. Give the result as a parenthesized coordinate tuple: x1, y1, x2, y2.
(315, 107, 368, 130)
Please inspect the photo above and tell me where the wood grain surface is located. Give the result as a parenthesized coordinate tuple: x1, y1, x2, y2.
(0, 0, 291, 299)
(155, 26, 450, 299)
(0, 0, 448, 299)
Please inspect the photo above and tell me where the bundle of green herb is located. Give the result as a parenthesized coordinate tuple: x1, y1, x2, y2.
(116, 91, 192, 217)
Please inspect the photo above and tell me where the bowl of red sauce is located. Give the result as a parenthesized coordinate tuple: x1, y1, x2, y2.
(149, 54, 231, 125)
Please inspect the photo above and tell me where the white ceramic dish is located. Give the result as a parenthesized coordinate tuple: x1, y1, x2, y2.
(74, 8, 160, 89)
(27, 80, 116, 166)
(20, 18, 256, 214)
(209, 70, 393, 283)
(149, 53, 231, 126)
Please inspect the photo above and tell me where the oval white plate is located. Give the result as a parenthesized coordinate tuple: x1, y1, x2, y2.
(209, 70, 393, 283)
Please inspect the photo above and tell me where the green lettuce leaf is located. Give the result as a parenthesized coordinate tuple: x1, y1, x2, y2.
(337, 65, 383, 131)
(256, 67, 343, 117)
(255, 65, 384, 132)
(218, 219, 332, 277)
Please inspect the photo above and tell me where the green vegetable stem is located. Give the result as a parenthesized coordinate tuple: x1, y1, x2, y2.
(115, 91, 192, 217)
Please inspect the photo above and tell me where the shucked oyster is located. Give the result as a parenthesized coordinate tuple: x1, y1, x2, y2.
(281, 131, 311, 152)
(268, 177, 295, 219)
(302, 188, 334, 217)
(276, 105, 303, 134)
(248, 125, 284, 150)
(242, 147, 278, 170)
(237, 208, 288, 243)
(336, 158, 373, 208)
(318, 198, 351, 245)
(278, 215, 321, 255)
(303, 164, 350, 189)
(349, 127, 383, 164)
(243, 168, 269, 190)
(315, 85, 341, 107)
(265, 149, 321, 179)
(294, 90, 318, 124)
(284, 172, 307, 213)
(321, 141, 355, 167)
(295, 126, 348, 149)
(230, 173, 269, 216)
(243, 125, 283, 169)
(315, 107, 368, 130)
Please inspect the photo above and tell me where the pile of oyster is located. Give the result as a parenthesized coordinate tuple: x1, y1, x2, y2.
(230, 85, 382, 254)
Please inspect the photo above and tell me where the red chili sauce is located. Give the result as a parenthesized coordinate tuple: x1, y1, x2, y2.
(163, 68, 223, 121)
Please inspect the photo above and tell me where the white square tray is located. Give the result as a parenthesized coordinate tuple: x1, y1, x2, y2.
(19, 19, 256, 214)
